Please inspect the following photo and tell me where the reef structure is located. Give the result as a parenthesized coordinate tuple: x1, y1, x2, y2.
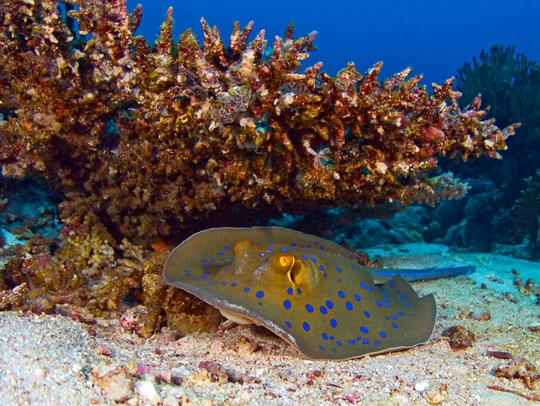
(0, 0, 519, 334)
(0, 0, 518, 242)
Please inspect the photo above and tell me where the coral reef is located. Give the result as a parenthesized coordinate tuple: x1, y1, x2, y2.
(449, 44, 539, 251)
(512, 170, 540, 258)
(0, 0, 518, 335)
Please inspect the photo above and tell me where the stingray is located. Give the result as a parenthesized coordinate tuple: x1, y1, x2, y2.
(163, 227, 474, 360)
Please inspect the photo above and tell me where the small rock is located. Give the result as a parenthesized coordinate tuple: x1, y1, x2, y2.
(91, 365, 133, 402)
(414, 381, 429, 392)
(136, 380, 162, 405)
(442, 325, 475, 350)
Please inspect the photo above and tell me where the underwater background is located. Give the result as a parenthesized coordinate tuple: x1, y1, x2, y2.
(125, 0, 540, 84)
(0, 0, 538, 358)
(1, 1, 540, 403)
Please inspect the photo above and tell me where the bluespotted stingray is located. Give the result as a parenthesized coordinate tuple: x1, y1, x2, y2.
(163, 227, 474, 360)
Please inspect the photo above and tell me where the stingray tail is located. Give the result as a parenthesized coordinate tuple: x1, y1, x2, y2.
(372, 265, 475, 283)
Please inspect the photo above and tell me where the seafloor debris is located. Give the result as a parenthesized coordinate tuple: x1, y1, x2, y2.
(0, 0, 519, 335)
(493, 357, 540, 390)
(442, 325, 475, 350)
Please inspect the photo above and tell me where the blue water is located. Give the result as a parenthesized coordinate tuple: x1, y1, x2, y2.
(126, 0, 540, 84)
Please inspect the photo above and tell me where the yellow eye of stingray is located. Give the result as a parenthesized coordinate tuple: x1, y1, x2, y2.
(272, 254, 294, 274)
(279, 255, 293, 268)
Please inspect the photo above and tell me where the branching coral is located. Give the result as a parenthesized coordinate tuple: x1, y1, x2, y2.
(0, 0, 517, 244)
(0, 0, 519, 334)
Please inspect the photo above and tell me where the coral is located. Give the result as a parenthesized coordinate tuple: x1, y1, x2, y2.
(512, 170, 540, 257)
(0, 0, 519, 335)
(0, 1, 517, 243)
(453, 44, 538, 212)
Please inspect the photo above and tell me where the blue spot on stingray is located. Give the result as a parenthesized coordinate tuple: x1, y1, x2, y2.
(244, 287, 250, 293)
(223, 265, 229, 270)
(336, 340, 342, 346)
(376, 300, 383, 307)
(226, 257, 232, 262)
(297, 288, 302, 294)
(285, 321, 292, 328)
(230, 282, 237, 287)
(256, 291, 264, 299)
(201, 259, 208, 263)
(203, 265, 210, 269)
(283, 299, 291, 310)
(381, 289, 389, 295)
(354, 293, 362, 302)
(360, 281, 367, 289)
(392, 323, 399, 329)
(202, 272, 210, 277)
(217, 252, 224, 256)
(326, 300, 334, 309)
(348, 339, 355, 345)
(364, 311, 371, 319)
(330, 319, 338, 328)
(360, 326, 368, 334)
(329, 336, 334, 341)
(346, 301, 353, 311)
(363, 338, 369, 345)
(210, 258, 216, 263)
(389, 280, 395, 288)
(392, 315, 398, 320)
(322, 332, 329, 340)
(258, 302, 263, 306)
(397, 311, 404, 316)
(318, 345, 326, 351)
(267, 243, 275, 247)
(258, 252, 265, 257)
(335, 266, 342, 273)
(320, 245, 325, 250)
(266, 249, 274, 253)
(184, 269, 189, 275)
(287, 287, 293, 295)
(314, 241, 319, 245)
(310, 257, 317, 264)
(374, 340, 381, 346)
(323, 273, 327, 279)
(319, 306, 328, 315)
(291, 243, 296, 247)
(301, 254, 309, 260)
(225, 246, 231, 251)
(319, 265, 325, 271)
(305, 304, 314, 313)
(303, 322, 311, 332)
(208, 281, 215, 285)
(338, 290, 345, 299)
(380, 331, 387, 338)
(280, 247, 290, 253)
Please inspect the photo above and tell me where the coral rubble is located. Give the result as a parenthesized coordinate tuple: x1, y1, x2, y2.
(0, 0, 519, 335)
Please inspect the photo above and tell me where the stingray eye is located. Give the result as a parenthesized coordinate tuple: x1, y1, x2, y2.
(272, 254, 294, 273)
(279, 255, 293, 268)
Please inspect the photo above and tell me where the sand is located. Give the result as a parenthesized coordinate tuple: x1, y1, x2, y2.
(1, 243, 539, 405)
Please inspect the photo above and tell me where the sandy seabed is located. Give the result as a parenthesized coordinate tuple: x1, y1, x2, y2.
(1, 243, 539, 405)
